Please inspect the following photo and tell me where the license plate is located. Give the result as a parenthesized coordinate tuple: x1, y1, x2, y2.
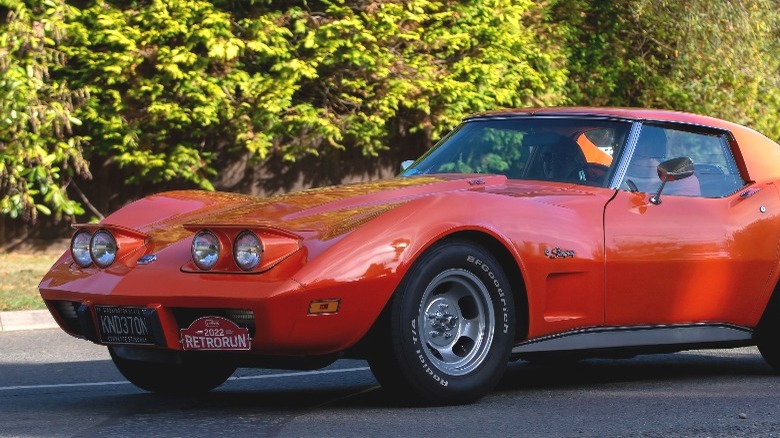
(95, 306, 158, 345)
(180, 316, 251, 351)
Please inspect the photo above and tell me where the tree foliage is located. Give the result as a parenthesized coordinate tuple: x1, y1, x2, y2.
(0, 0, 89, 223)
(557, 0, 780, 139)
(1, 0, 779, 231)
(62, 0, 564, 172)
(635, 0, 780, 140)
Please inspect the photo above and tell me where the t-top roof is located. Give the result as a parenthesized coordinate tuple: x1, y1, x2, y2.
(465, 106, 741, 132)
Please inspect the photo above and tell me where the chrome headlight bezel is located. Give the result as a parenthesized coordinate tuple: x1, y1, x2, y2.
(233, 230, 263, 271)
(191, 230, 221, 271)
(71, 229, 93, 268)
(90, 229, 118, 268)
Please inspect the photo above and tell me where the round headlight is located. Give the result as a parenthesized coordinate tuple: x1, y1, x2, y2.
(233, 231, 263, 271)
(192, 230, 221, 271)
(71, 229, 93, 268)
(90, 230, 117, 268)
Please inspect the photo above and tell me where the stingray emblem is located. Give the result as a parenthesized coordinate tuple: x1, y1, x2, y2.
(545, 247, 575, 259)
(137, 254, 157, 265)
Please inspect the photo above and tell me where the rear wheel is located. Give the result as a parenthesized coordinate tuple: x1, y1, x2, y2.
(368, 239, 516, 405)
(757, 341, 780, 371)
(109, 347, 236, 394)
(756, 287, 780, 372)
(757, 320, 780, 372)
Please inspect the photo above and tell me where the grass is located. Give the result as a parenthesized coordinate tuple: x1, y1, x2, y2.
(0, 253, 60, 311)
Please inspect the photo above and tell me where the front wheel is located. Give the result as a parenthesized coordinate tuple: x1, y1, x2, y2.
(109, 347, 236, 394)
(368, 240, 516, 405)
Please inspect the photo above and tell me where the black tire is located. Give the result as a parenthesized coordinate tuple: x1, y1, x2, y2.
(109, 347, 236, 394)
(757, 341, 780, 371)
(756, 290, 780, 372)
(368, 239, 516, 405)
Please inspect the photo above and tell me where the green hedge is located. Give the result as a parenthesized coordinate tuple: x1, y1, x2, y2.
(1, 0, 778, 227)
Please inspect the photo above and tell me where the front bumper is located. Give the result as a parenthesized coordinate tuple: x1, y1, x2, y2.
(38, 249, 333, 356)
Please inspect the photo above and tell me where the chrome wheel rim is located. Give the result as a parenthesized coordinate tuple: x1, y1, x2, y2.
(418, 268, 495, 376)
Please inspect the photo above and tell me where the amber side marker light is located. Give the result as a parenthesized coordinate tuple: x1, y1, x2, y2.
(308, 299, 341, 315)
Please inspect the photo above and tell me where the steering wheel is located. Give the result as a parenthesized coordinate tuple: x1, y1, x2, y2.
(581, 163, 610, 185)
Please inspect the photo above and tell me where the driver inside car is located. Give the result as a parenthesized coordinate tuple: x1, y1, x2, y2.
(539, 139, 586, 182)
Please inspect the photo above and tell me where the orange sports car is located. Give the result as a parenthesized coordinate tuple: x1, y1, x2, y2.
(39, 107, 780, 405)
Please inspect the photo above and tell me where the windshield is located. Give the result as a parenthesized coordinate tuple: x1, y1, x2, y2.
(402, 118, 632, 187)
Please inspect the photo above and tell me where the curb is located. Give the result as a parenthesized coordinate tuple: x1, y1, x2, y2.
(0, 310, 58, 332)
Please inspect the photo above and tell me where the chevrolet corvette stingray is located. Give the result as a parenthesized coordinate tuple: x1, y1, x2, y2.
(39, 107, 780, 404)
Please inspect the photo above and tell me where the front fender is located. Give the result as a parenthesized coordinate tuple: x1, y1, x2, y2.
(287, 191, 526, 354)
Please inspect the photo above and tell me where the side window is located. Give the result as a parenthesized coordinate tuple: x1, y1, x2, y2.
(623, 125, 745, 198)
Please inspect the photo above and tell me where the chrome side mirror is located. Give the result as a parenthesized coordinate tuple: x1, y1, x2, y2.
(650, 157, 695, 205)
(400, 160, 415, 171)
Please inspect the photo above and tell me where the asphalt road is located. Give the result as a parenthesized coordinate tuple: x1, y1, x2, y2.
(2, 330, 780, 437)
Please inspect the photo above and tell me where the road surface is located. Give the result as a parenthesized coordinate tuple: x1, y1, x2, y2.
(2, 329, 780, 437)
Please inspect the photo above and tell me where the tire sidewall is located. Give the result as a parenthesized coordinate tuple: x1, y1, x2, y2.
(392, 240, 515, 403)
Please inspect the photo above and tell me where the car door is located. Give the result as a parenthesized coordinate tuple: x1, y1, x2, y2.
(604, 123, 780, 327)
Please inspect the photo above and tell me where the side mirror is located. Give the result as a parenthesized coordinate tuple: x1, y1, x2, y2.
(650, 157, 695, 205)
(400, 160, 415, 172)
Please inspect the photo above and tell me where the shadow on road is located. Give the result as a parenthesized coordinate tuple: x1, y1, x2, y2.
(497, 350, 774, 392)
(1, 350, 774, 412)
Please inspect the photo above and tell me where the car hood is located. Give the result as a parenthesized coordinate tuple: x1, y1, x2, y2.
(104, 174, 589, 248)
(181, 174, 509, 235)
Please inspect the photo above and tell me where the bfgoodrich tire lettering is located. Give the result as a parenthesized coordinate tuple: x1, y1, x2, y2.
(109, 347, 235, 394)
(368, 239, 516, 405)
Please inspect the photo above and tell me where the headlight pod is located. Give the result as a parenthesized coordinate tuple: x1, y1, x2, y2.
(90, 230, 118, 268)
(233, 230, 263, 271)
(71, 229, 93, 268)
(191, 230, 221, 271)
(182, 225, 300, 273)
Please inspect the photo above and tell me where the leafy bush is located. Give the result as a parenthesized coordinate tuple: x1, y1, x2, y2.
(1, 0, 779, 233)
(557, 0, 780, 139)
(0, 0, 89, 223)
